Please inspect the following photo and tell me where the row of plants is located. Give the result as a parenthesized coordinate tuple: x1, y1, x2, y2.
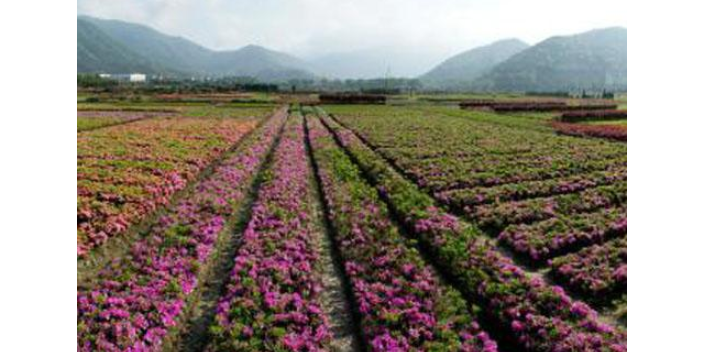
(551, 122, 627, 142)
(77, 110, 287, 351)
(498, 207, 627, 263)
(559, 110, 627, 123)
(318, 93, 386, 105)
(318, 112, 626, 352)
(208, 114, 332, 351)
(77, 113, 264, 256)
(470, 183, 627, 231)
(492, 103, 618, 113)
(418, 157, 626, 193)
(307, 115, 498, 351)
(436, 168, 626, 209)
(549, 238, 627, 302)
(77, 110, 178, 132)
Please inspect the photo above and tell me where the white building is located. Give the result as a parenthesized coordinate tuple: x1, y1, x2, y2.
(129, 74, 147, 83)
(97, 73, 147, 83)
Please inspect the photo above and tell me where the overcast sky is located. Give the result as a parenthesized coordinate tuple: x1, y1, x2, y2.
(77, 0, 627, 75)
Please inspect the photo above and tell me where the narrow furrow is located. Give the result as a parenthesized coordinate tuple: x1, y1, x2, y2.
(205, 114, 331, 351)
(168, 112, 289, 352)
(304, 115, 363, 352)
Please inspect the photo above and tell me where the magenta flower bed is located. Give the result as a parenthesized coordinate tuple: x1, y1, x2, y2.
(209, 115, 331, 351)
(550, 238, 627, 300)
(77, 110, 286, 351)
(308, 116, 497, 352)
(319, 114, 626, 352)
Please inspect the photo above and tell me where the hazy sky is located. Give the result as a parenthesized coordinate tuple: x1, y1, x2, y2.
(77, 0, 627, 75)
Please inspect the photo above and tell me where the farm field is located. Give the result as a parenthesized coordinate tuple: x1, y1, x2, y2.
(77, 105, 275, 255)
(324, 105, 626, 308)
(77, 110, 179, 132)
(78, 97, 627, 351)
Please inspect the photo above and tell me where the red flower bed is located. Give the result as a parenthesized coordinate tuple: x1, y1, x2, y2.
(560, 110, 627, 123)
(551, 122, 627, 142)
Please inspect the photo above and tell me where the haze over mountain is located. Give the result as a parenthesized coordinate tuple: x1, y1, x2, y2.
(420, 39, 530, 90)
(78, 16, 316, 81)
(310, 47, 444, 80)
(475, 27, 627, 92)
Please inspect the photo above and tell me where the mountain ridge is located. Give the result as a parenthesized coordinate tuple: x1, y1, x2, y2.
(420, 38, 530, 90)
(78, 16, 626, 90)
(78, 16, 316, 81)
(474, 27, 627, 91)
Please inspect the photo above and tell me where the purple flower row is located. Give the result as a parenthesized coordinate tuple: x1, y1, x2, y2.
(319, 114, 627, 352)
(308, 116, 497, 352)
(470, 183, 627, 231)
(77, 109, 287, 351)
(499, 207, 627, 262)
(435, 167, 626, 209)
(209, 115, 331, 352)
(550, 237, 627, 299)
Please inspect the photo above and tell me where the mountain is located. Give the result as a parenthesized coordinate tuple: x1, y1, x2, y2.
(78, 18, 165, 74)
(475, 27, 627, 92)
(79, 16, 211, 75)
(208, 45, 314, 80)
(77, 16, 316, 81)
(420, 39, 529, 90)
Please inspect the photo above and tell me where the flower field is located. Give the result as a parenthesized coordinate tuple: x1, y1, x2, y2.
(78, 100, 627, 352)
(326, 105, 627, 313)
(77, 108, 286, 350)
(77, 108, 272, 256)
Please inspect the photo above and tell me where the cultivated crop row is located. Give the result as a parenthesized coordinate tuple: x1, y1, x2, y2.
(551, 122, 627, 142)
(208, 114, 331, 351)
(559, 110, 627, 123)
(308, 116, 498, 351)
(550, 237, 627, 303)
